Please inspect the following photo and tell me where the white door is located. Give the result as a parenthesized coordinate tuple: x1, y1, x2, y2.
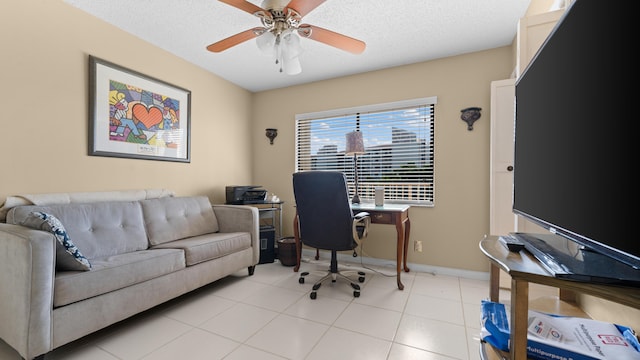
(490, 79, 517, 236)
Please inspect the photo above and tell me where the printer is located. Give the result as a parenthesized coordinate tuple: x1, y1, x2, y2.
(225, 185, 267, 204)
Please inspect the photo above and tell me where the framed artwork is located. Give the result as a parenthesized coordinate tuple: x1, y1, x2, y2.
(89, 55, 191, 162)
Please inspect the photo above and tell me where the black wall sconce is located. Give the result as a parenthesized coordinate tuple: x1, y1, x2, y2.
(265, 128, 278, 145)
(460, 107, 482, 131)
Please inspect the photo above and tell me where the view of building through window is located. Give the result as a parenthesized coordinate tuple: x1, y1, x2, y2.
(295, 97, 436, 205)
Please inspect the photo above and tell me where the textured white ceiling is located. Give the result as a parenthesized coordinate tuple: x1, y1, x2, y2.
(64, 0, 532, 92)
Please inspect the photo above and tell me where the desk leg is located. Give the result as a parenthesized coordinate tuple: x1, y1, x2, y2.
(395, 218, 410, 290)
(510, 279, 529, 360)
(489, 263, 500, 302)
(403, 218, 410, 272)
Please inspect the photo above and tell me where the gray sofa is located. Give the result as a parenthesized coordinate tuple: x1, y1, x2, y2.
(0, 194, 259, 360)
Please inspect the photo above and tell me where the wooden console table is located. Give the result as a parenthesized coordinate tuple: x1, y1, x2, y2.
(479, 235, 640, 360)
(293, 203, 411, 290)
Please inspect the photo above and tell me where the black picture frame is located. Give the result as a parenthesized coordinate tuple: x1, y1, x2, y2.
(88, 55, 191, 162)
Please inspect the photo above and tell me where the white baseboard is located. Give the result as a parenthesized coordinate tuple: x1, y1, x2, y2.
(300, 248, 490, 281)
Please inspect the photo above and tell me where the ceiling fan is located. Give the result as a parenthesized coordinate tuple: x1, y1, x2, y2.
(206, 0, 366, 74)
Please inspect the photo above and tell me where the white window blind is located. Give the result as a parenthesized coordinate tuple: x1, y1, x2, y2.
(295, 97, 436, 206)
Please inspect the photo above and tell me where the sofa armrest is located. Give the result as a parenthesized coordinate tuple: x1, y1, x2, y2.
(0, 223, 56, 359)
(212, 205, 260, 264)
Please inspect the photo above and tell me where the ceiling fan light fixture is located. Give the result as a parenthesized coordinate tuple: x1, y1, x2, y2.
(260, 29, 303, 75)
(282, 32, 302, 59)
(209, 0, 366, 75)
(256, 31, 276, 56)
(276, 33, 303, 75)
(283, 56, 302, 75)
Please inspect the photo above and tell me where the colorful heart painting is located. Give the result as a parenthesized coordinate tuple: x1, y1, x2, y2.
(132, 103, 163, 130)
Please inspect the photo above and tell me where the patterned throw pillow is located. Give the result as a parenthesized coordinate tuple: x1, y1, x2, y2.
(22, 211, 91, 271)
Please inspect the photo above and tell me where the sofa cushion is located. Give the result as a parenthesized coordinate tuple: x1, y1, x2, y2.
(53, 248, 185, 307)
(20, 211, 92, 271)
(6, 201, 149, 259)
(141, 196, 219, 246)
(152, 232, 251, 266)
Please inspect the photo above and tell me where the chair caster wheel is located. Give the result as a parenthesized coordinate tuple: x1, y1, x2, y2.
(310, 292, 317, 299)
(299, 277, 305, 284)
(358, 277, 365, 283)
(353, 291, 360, 298)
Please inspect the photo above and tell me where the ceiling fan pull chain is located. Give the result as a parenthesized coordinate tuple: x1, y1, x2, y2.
(275, 34, 284, 72)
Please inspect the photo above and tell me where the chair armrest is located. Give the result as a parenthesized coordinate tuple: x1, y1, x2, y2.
(212, 205, 260, 263)
(352, 212, 371, 243)
(0, 223, 56, 359)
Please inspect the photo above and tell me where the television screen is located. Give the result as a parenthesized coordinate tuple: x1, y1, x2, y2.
(513, 0, 639, 269)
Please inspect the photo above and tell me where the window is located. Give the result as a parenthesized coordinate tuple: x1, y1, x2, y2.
(295, 97, 436, 206)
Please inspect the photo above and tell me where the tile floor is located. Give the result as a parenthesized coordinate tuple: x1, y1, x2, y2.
(0, 257, 556, 360)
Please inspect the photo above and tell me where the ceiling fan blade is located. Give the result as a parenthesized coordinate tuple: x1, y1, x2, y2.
(285, 0, 326, 17)
(219, 0, 266, 17)
(298, 24, 366, 54)
(206, 28, 264, 53)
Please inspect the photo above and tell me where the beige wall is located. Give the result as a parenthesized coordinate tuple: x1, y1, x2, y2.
(0, 0, 254, 204)
(251, 48, 514, 273)
(4, 0, 635, 328)
(2, 0, 514, 275)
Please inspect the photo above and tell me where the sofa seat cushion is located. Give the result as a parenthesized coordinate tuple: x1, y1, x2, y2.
(141, 196, 220, 246)
(152, 232, 251, 266)
(53, 248, 185, 307)
(7, 201, 148, 259)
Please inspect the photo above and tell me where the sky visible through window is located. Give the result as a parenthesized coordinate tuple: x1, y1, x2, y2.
(309, 107, 431, 155)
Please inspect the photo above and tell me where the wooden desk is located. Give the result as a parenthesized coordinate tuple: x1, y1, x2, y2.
(293, 203, 411, 290)
(479, 235, 640, 360)
(353, 203, 411, 290)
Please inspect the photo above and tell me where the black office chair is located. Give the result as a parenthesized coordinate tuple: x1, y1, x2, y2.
(292, 171, 370, 299)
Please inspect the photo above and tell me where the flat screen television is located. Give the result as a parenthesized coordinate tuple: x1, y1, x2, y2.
(513, 0, 639, 273)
